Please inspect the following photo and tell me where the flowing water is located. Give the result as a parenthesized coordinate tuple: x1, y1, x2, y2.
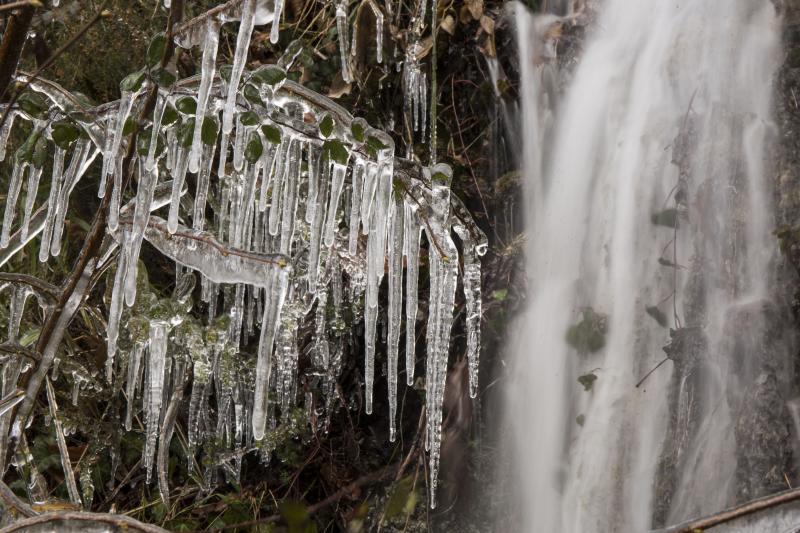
(508, 1, 792, 531)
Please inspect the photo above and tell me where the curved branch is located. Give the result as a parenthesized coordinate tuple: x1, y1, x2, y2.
(655, 486, 800, 533)
(0, 511, 171, 533)
(0, 479, 36, 518)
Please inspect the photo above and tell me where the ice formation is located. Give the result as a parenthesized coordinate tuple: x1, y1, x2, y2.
(0, 3, 485, 509)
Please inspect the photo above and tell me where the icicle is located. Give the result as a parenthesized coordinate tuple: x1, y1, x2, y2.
(252, 267, 290, 440)
(188, 22, 220, 174)
(0, 112, 16, 162)
(144, 320, 169, 482)
(403, 200, 421, 385)
(422, 164, 457, 509)
(375, 10, 384, 64)
(314, 287, 330, 368)
(125, 327, 147, 431)
(453, 223, 485, 398)
(222, 0, 257, 135)
(45, 378, 82, 507)
(105, 233, 129, 376)
(308, 160, 331, 292)
(348, 160, 364, 255)
(21, 165, 42, 242)
(51, 140, 95, 257)
(1, 163, 27, 248)
(335, 0, 351, 83)
(359, 163, 377, 236)
(387, 194, 404, 441)
(123, 158, 159, 307)
(193, 142, 217, 232)
(323, 162, 348, 247)
(167, 144, 190, 234)
(269, 136, 290, 235)
(270, 0, 284, 44)
(104, 89, 138, 228)
(37, 148, 65, 261)
(258, 140, 278, 212)
(279, 138, 300, 254)
(305, 144, 322, 224)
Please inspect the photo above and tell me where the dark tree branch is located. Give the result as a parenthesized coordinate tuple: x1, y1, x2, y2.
(0, 511, 172, 533)
(656, 487, 800, 533)
(0, 4, 34, 101)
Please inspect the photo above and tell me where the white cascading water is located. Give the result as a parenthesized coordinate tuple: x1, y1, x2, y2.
(508, 1, 792, 531)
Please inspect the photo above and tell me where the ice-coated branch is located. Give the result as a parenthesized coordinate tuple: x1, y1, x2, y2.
(0, 511, 172, 533)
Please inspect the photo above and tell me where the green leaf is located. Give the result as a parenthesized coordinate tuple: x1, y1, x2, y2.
(279, 501, 317, 533)
(261, 124, 282, 145)
(122, 116, 136, 136)
(178, 118, 195, 148)
(645, 305, 668, 328)
(32, 133, 48, 168)
(151, 67, 176, 87)
(351, 120, 365, 142)
(366, 135, 388, 151)
(219, 65, 233, 81)
(120, 70, 146, 93)
(147, 33, 167, 67)
(384, 477, 416, 521)
(319, 114, 334, 138)
(252, 64, 287, 86)
(243, 84, 262, 105)
(245, 133, 263, 164)
(15, 129, 41, 163)
(565, 308, 608, 354)
(491, 289, 508, 301)
(576, 414, 585, 426)
(136, 128, 151, 155)
(51, 120, 80, 149)
(161, 104, 179, 126)
(176, 97, 197, 115)
(17, 91, 47, 118)
(201, 116, 218, 146)
(651, 208, 678, 229)
(323, 139, 349, 165)
(240, 110, 260, 126)
(577, 373, 597, 392)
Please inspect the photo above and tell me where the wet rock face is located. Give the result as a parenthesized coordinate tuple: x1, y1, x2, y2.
(722, 301, 796, 502)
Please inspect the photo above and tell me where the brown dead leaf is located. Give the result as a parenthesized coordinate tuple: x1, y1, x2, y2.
(465, 0, 483, 20)
(327, 72, 352, 99)
(479, 15, 495, 36)
(440, 13, 456, 35)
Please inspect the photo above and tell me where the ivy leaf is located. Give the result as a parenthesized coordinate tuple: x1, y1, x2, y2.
(319, 114, 334, 138)
(365, 135, 388, 157)
(577, 373, 597, 392)
(245, 133, 263, 164)
(243, 84, 262, 105)
(219, 65, 233, 81)
(122, 116, 137, 136)
(645, 305, 668, 328)
(323, 139, 349, 165)
(176, 97, 197, 115)
(178, 118, 195, 148)
(252, 64, 287, 86)
(261, 124, 281, 145)
(32, 134, 48, 168)
(17, 91, 47, 118)
(351, 120, 365, 142)
(201, 116, 218, 146)
(161, 104, 179, 126)
(137, 128, 152, 155)
(147, 33, 166, 67)
(120, 70, 146, 93)
(651, 208, 678, 229)
(150, 67, 176, 88)
(51, 120, 80, 149)
(15, 129, 41, 163)
(240, 111, 260, 126)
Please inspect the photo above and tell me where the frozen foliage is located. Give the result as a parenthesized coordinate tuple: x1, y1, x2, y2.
(0, 7, 485, 509)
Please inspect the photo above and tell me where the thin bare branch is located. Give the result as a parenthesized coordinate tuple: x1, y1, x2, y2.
(0, 511, 172, 533)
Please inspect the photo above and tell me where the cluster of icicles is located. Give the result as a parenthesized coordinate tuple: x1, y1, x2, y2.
(0, 0, 485, 509)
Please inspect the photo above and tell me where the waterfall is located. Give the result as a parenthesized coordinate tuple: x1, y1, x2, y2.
(507, 1, 794, 531)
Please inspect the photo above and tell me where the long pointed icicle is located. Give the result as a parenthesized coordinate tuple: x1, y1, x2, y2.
(38, 148, 65, 262)
(21, 165, 43, 242)
(335, 0, 351, 82)
(403, 200, 421, 385)
(222, 0, 256, 136)
(188, 21, 220, 174)
(387, 194, 404, 441)
(1, 163, 27, 248)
